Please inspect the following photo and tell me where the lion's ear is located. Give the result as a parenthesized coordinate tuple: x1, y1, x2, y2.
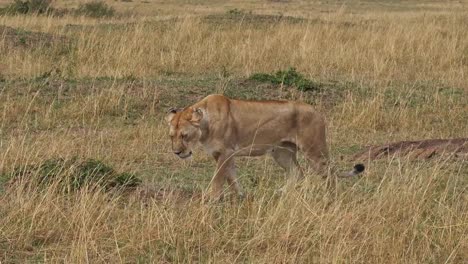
(165, 108, 178, 123)
(190, 108, 203, 126)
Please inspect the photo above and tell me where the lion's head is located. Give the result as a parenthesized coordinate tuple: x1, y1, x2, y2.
(165, 107, 203, 159)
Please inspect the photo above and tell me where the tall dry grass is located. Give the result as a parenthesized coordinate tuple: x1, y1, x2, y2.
(1, 11, 467, 88)
(0, 2, 467, 263)
(1, 156, 467, 262)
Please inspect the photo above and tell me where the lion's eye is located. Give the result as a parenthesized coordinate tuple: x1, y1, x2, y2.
(181, 133, 187, 139)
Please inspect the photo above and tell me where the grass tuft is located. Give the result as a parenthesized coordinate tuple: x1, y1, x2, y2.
(249, 67, 320, 91)
(2, 158, 141, 191)
(74, 1, 115, 18)
(0, 0, 53, 15)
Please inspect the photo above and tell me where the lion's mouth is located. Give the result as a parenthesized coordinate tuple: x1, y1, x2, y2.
(178, 151, 192, 159)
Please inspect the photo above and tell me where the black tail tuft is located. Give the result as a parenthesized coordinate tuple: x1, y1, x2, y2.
(354, 164, 365, 173)
(338, 163, 366, 178)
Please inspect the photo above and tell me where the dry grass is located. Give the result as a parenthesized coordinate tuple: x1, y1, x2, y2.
(1, 6, 467, 87)
(1, 0, 467, 263)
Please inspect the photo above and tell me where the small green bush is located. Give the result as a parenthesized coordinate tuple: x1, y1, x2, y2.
(1, 0, 53, 15)
(249, 67, 319, 91)
(227, 8, 244, 16)
(2, 158, 141, 191)
(75, 1, 115, 18)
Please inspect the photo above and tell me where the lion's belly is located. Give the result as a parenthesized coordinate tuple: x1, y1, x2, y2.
(234, 144, 276, 157)
(233, 127, 297, 156)
(200, 141, 278, 157)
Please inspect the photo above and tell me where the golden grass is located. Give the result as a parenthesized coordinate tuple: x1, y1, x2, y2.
(1, 157, 467, 262)
(1, 8, 467, 87)
(0, 1, 467, 262)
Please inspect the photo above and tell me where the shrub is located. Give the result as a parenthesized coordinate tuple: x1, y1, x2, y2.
(75, 1, 115, 18)
(2, 158, 141, 191)
(249, 67, 319, 91)
(227, 8, 244, 16)
(1, 0, 53, 15)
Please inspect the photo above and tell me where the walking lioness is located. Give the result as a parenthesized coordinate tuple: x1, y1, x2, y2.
(166, 94, 364, 199)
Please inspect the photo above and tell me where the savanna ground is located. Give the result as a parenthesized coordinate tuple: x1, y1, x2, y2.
(0, 0, 467, 263)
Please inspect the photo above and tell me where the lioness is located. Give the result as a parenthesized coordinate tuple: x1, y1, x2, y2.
(166, 94, 364, 199)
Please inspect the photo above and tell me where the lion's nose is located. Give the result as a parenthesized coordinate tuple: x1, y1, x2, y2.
(174, 151, 182, 155)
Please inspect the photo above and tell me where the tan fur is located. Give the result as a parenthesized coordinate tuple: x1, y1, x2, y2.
(166, 94, 355, 200)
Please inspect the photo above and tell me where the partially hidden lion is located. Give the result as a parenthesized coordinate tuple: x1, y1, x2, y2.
(166, 94, 364, 199)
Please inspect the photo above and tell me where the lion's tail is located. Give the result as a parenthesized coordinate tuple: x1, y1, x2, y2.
(338, 164, 365, 178)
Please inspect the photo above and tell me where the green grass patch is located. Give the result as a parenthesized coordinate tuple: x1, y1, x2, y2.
(1, 158, 141, 191)
(74, 1, 115, 18)
(0, 0, 116, 17)
(249, 67, 320, 91)
(0, 0, 53, 15)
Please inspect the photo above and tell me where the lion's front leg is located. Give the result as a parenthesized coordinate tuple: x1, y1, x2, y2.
(226, 163, 243, 199)
(211, 152, 241, 200)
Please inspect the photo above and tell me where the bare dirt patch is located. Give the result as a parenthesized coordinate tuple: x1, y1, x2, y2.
(352, 138, 468, 161)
